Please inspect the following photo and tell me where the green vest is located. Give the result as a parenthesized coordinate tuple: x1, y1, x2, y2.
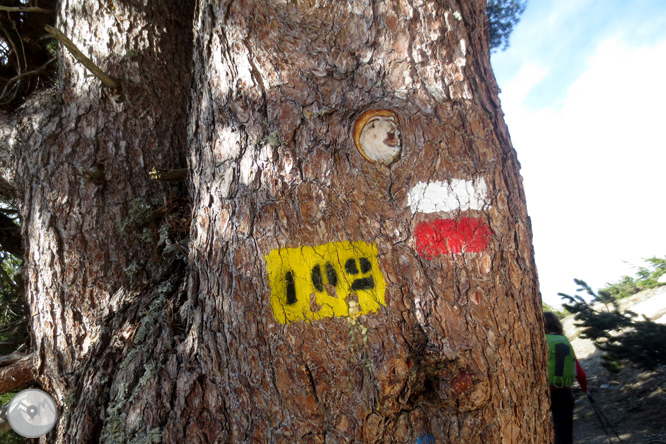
(546, 334, 576, 388)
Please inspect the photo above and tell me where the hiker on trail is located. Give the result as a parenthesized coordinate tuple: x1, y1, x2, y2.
(544, 311, 588, 444)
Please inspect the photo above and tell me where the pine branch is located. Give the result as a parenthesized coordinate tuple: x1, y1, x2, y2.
(0, 6, 53, 14)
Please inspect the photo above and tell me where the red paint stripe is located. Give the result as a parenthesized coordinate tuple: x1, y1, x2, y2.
(414, 217, 492, 259)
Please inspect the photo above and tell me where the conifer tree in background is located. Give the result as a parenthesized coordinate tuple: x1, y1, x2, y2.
(559, 261, 666, 372)
(601, 257, 666, 300)
(486, 0, 527, 52)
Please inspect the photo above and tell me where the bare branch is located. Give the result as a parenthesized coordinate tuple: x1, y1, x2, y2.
(0, 22, 27, 106)
(0, 261, 19, 293)
(0, 323, 27, 339)
(44, 25, 120, 89)
(0, 57, 56, 106)
(0, 354, 33, 431)
(149, 168, 188, 182)
(0, 354, 34, 395)
(0, 23, 22, 74)
(0, 6, 53, 14)
(0, 352, 26, 368)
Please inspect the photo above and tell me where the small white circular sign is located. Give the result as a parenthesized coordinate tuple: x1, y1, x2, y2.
(7, 389, 58, 438)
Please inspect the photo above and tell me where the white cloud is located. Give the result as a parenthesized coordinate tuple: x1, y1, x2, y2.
(500, 37, 666, 304)
(501, 63, 549, 111)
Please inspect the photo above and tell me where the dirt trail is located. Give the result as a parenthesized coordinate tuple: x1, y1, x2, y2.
(571, 362, 666, 444)
(557, 287, 666, 444)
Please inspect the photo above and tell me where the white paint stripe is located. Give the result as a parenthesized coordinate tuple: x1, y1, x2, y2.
(407, 178, 489, 214)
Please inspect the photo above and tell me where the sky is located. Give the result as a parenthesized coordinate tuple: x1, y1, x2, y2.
(490, 0, 666, 306)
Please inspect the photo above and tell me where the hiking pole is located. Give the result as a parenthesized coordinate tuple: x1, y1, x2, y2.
(586, 392, 624, 444)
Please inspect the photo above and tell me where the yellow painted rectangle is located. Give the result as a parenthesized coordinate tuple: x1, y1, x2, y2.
(265, 241, 387, 324)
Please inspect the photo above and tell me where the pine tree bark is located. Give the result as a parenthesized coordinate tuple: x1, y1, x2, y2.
(3, 0, 550, 443)
(7, 0, 195, 441)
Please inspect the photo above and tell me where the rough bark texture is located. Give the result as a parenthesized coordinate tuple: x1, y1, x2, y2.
(8, 0, 195, 442)
(2, 0, 550, 443)
(183, 0, 549, 443)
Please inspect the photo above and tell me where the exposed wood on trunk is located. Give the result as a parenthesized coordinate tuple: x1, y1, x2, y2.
(44, 25, 120, 90)
(0, 354, 35, 394)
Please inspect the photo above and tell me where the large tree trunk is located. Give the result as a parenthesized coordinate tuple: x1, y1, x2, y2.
(5, 0, 550, 443)
(8, 0, 195, 441)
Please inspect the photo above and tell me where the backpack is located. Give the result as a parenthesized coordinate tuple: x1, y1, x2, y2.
(546, 334, 576, 388)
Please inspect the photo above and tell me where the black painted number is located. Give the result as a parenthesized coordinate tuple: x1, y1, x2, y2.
(345, 257, 376, 291)
(285, 271, 297, 305)
(311, 263, 339, 292)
